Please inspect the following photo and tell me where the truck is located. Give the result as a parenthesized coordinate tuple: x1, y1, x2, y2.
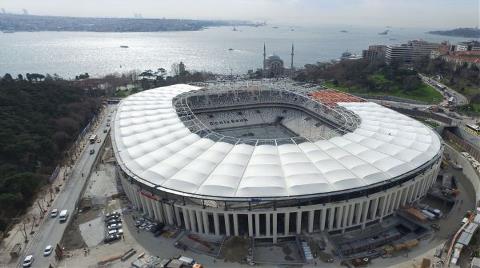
(421, 209, 436, 221)
(59, 209, 68, 223)
(89, 134, 97, 144)
(403, 207, 427, 223)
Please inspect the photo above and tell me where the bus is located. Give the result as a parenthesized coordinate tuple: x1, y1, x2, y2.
(89, 134, 97, 144)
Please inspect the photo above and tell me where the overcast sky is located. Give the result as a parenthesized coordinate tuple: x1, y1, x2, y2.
(1, 0, 479, 28)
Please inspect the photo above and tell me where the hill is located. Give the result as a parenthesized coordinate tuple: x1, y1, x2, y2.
(428, 28, 480, 38)
(0, 74, 101, 232)
(294, 59, 443, 104)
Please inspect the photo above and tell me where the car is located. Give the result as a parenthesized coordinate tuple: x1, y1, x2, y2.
(89, 149, 95, 155)
(107, 223, 123, 230)
(105, 212, 120, 218)
(43, 245, 53, 256)
(22, 255, 34, 267)
(106, 218, 122, 225)
(103, 129, 108, 133)
(50, 209, 58, 218)
(97, 139, 101, 143)
(105, 215, 120, 222)
(104, 234, 120, 243)
(108, 229, 118, 236)
(106, 123, 110, 127)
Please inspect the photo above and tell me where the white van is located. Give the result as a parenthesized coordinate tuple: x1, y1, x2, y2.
(59, 210, 68, 223)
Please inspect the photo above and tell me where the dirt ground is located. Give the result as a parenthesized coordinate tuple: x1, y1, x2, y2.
(221, 236, 250, 263)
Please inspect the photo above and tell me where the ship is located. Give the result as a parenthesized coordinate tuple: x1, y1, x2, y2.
(120, 45, 129, 48)
(378, 30, 389, 35)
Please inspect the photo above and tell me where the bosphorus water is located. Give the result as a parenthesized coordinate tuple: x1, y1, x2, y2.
(0, 25, 467, 78)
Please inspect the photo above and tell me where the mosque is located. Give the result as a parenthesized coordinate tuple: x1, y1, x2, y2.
(263, 43, 295, 77)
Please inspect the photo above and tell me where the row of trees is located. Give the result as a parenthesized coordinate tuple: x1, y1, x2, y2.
(0, 74, 101, 232)
(137, 62, 215, 91)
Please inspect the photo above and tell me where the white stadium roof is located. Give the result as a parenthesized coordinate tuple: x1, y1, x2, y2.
(112, 84, 442, 199)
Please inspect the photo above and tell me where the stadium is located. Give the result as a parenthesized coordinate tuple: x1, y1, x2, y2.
(112, 81, 443, 243)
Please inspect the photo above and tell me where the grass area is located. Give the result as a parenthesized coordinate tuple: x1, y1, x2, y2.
(325, 78, 443, 104)
(458, 103, 480, 115)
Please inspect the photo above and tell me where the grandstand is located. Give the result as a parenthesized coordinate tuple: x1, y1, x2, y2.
(112, 80, 443, 244)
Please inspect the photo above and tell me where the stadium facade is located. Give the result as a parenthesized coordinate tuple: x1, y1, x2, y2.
(112, 81, 443, 243)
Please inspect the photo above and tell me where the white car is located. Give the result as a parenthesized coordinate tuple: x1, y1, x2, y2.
(108, 228, 124, 236)
(50, 209, 58, 218)
(22, 255, 34, 267)
(107, 223, 122, 230)
(43, 245, 53, 257)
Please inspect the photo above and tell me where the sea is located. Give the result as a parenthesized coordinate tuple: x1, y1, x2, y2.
(0, 25, 468, 78)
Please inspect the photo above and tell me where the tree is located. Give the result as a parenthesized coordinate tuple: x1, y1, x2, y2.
(2, 73, 13, 83)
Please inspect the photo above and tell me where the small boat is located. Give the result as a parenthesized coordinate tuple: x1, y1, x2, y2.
(340, 30, 348, 33)
(232, 27, 237, 31)
(120, 45, 129, 48)
(378, 30, 389, 35)
(272, 26, 279, 29)
(228, 48, 234, 51)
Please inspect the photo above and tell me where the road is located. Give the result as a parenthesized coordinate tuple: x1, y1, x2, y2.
(18, 105, 114, 268)
(419, 73, 469, 107)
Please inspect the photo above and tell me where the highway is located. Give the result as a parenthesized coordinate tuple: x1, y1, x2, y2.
(18, 105, 114, 268)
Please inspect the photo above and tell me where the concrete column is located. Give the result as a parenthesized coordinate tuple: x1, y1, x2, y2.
(164, 204, 174, 225)
(255, 214, 260, 236)
(361, 200, 370, 228)
(196, 210, 203, 234)
(342, 205, 349, 230)
(328, 208, 335, 230)
(308, 210, 314, 233)
(284, 212, 290, 235)
(155, 202, 164, 223)
(233, 214, 239, 236)
(248, 214, 254, 237)
(174, 206, 182, 227)
(202, 211, 209, 234)
(380, 194, 389, 222)
(189, 209, 197, 232)
(224, 213, 231, 236)
(386, 193, 393, 214)
(138, 194, 147, 213)
(355, 203, 362, 224)
(394, 189, 403, 210)
(150, 199, 159, 221)
(214, 213, 220, 236)
(272, 213, 278, 244)
(348, 204, 355, 226)
(371, 198, 379, 219)
(336, 206, 344, 229)
(266, 213, 271, 237)
(296, 212, 302, 234)
(320, 209, 326, 231)
(182, 207, 190, 230)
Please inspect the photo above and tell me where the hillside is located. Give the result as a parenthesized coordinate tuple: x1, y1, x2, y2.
(0, 74, 101, 231)
(294, 59, 443, 104)
(428, 28, 480, 38)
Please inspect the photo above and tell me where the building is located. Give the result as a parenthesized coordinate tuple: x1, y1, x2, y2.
(112, 81, 443, 244)
(431, 42, 480, 68)
(262, 44, 295, 77)
(386, 40, 440, 65)
(455, 40, 480, 52)
(362, 45, 386, 62)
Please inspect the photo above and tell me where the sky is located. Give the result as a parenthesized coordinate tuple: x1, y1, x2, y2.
(1, 0, 479, 28)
